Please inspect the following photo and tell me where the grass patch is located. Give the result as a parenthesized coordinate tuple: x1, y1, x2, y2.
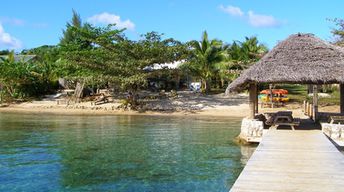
(319, 90, 340, 105)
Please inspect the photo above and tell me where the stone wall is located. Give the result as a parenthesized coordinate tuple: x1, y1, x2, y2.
(238, 118, 264, 143)
(322, 123, 344, 142)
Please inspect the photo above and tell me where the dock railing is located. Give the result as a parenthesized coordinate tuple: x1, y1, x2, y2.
(303, 100, 315, 119)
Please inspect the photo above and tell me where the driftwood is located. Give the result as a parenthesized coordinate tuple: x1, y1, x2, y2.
(91, 93, 110, 105)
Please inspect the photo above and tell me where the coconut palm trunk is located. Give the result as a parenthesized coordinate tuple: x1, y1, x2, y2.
(202, 79, 211, 93)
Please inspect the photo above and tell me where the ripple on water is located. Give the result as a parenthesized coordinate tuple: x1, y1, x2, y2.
(0, 113, 253, 192)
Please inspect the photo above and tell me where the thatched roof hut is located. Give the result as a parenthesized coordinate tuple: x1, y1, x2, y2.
(226, 33, 344, 93)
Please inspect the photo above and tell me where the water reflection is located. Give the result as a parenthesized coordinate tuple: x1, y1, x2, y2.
(0, 113, 253, 192)
(240, 145, 257, 165)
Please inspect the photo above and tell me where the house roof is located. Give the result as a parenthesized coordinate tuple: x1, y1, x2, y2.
(143, 60, 185, 71)
(226, 33, 344, 93)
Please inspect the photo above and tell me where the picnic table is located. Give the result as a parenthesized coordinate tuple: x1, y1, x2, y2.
(265, 111, 300, 130)
(329, 115, 344, 124)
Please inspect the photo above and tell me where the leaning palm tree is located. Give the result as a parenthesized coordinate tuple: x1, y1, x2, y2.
(185, 31, 225, 92)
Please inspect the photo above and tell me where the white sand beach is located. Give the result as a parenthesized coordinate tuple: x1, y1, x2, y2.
(0, 91, 340, 117)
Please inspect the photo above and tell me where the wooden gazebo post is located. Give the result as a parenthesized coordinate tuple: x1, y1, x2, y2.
(340, 84, 344, 114)
(255, 85, 259, 114)
(248, 83, 257, 119)
(269, 84, 274, 108)
(313, 85, 318, 121)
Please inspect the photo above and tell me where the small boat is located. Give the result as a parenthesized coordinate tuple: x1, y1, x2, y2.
(259, 89, 290, 103)
(260, 89, 288, 95)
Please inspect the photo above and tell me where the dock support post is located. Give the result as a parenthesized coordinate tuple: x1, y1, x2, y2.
(313, 85, 318, 122)
(249, 83, 257, 119)
(340, 84, 344, 114)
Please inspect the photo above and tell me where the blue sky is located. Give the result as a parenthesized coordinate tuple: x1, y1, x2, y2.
(1, 0, 343, 50)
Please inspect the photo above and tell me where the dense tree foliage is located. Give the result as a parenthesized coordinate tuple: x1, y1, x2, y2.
(60, 21, 188, 92)
(22, 45, 61, 92)
(182, 32, 268, 92)
(60, 10, 89, 47)
(0, 51, 50, 100)
(0, 10, 272, 102)
(227, 36, 268, 70)
(0, 50, 10, 55)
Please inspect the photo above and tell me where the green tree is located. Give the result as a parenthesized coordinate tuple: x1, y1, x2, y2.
(0, 50, 10, 55)
(227, 36, 268, 70)
(330, 18, 344, 46)
(0, 51, 44, 99)
(61, 10, 81, 44)
(60, 10, 92, 49)
(60, 22, 187, 93)
(22, 45, 61, 92)
(183, 31, 225, 92)
(209, 36, 268, 88)
(241, 36, 268, 61)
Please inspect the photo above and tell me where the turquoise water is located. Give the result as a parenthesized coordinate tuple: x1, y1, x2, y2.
(0, 113, 253, 192)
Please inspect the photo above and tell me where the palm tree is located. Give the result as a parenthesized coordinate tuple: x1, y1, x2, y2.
(186, 31, 225, 92)
(241, 36, 268, 61)
(226, 36, 268, 70)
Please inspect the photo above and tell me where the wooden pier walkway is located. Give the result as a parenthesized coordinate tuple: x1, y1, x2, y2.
(230, 130, 344, 192)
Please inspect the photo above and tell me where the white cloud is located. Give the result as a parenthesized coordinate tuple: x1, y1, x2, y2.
(248, 11, 280, 28)
(0, 23, 22, 49)
(219, 5, 244, 17)
(0, 17, 25, 26)
(87, 12, 135, 30)
(219, 5, 282, 28)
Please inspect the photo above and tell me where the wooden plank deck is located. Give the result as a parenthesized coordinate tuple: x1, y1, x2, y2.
(230, 130, 344, 192)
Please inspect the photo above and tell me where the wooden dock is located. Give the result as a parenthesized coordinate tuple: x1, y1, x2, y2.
(230, 130, 344, 192)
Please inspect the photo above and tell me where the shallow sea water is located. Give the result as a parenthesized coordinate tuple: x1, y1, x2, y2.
(0, 113, 255, 192)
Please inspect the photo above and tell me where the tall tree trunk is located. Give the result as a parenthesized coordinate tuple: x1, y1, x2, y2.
(204, 79, 211, 93)
(74, 80, 85, 103)
(201, 79, 206, 92)
(174, 73, 180, 90)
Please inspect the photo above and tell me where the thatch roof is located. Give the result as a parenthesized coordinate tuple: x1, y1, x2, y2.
(226, 33, 344, 93)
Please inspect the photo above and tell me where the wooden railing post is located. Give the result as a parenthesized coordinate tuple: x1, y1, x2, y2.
(306, 101, 309, 116)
